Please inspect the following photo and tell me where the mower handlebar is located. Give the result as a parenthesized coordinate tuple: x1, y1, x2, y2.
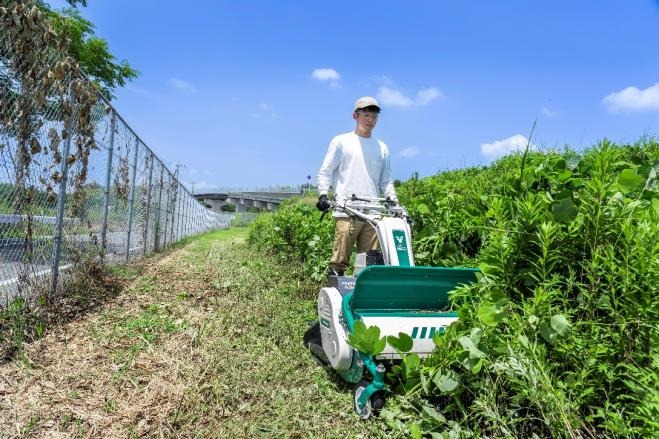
(320, 197, 411, 225)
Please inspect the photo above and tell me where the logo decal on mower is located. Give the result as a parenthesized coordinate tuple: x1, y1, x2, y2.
(392, 230, 410, 266)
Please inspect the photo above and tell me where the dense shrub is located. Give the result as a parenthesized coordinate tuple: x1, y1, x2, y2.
(248, 196, 334, 281)
(388, 139, 658, 437)
(250, 139, 658, 437)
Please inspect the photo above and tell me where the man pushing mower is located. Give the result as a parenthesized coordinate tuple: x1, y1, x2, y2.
(316, 96, 398, 276)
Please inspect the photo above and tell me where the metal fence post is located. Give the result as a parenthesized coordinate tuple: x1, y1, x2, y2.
(175, 186, 180, 241)
(143, 152, 154, 255)
(154, 164, 164, 252)
(170, 182, 177, 244)
(162, 174, 170, 248)
(100, 110, 116, 255)
(175, 184, 181, 241)
(50, 83, 75, 297)
(184, 193, 189, 238)
(125, 138, 140, 260)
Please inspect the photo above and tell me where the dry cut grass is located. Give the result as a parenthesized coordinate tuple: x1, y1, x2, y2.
(0, 228, 392, 438)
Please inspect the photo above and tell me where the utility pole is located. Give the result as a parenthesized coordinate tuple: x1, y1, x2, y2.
(191, 180, 195, 195)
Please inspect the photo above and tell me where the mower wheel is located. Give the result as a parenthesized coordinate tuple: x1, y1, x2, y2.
(353, 380, 385, 419)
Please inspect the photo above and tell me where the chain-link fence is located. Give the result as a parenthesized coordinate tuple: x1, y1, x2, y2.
(0, 4, 232, 307)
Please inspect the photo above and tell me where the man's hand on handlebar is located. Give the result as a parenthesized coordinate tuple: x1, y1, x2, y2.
(316, 194, 331, 212)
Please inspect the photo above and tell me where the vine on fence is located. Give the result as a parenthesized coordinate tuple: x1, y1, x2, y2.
(1, 1, 99, 288)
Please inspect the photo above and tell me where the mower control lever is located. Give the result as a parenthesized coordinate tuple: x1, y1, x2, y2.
(350, 194, 372, 203)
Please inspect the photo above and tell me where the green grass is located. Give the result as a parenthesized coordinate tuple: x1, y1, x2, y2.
(167, 228, 391, 437)
(0, 227, 395, 437)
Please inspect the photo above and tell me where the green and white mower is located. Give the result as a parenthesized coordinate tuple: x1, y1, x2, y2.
(304, 196, 479, 419)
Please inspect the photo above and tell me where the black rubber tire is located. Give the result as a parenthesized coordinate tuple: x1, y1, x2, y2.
(302, 321, 330, 365)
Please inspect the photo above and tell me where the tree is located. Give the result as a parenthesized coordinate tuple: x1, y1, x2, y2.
(0, 0, 139, 99)
(42, 3, 139, 99)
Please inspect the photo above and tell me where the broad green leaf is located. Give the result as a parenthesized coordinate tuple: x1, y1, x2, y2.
(539, 319, 553, 344)
(416, 203, 430, 215)
(566, 156, 580, 170)
(550, 314, 571, 337)
(347, 320, 386, 356)
(432, 371, 459, 393)
(387, 332, 414, 353)
(409, 422, 423, 439)
(617, 169, 645, 194)
(552, 197, 578, 223)
(539, 314, 571, 345)
(471, 357, 483, 373)
(373, 336, 387, 355)
(420, 372, 430, 395)
(460, 354, 483, 373)
(651, 197, 659, 216)
(477, 302, 505, 326)
(459, 336, 485, 359)
(469, 327, 483, 345)
(402, 353, 421, 381)
(422, 404, 447, 424)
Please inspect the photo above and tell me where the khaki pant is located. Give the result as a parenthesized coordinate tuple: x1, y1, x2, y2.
(330, 217, 379, 274)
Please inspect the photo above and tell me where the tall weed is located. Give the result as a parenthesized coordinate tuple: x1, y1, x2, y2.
(249, 139, 658, 437)
(392, 139, 658, 437)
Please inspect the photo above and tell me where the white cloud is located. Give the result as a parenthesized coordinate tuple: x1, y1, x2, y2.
(377, 86, 414, 107)
(169, 78, 196, 94)
(481, 134, 535, 160)
(376, 85, 444, 108)
(203, 169, 213, 176)
(399, 147, 420, 158)
(416, 87, 444, 105)
(311, 68, 341, 87)
(541, 106, 559, 117)
(603, 83, 659, 112)
(190, 168, 199, 176)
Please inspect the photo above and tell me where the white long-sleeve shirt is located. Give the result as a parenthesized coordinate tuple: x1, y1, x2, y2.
(317, 131, 398, 206)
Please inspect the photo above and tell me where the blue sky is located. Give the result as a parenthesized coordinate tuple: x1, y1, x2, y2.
(48, 0, 659, 191)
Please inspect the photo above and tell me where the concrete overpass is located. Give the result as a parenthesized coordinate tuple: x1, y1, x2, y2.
(194, 190, 303, 212)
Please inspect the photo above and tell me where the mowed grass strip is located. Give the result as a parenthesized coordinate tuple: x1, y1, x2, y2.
(0, 228, 391, 438)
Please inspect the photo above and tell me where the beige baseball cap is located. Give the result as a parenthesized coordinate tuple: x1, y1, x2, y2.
(354, 96, 380, 111)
